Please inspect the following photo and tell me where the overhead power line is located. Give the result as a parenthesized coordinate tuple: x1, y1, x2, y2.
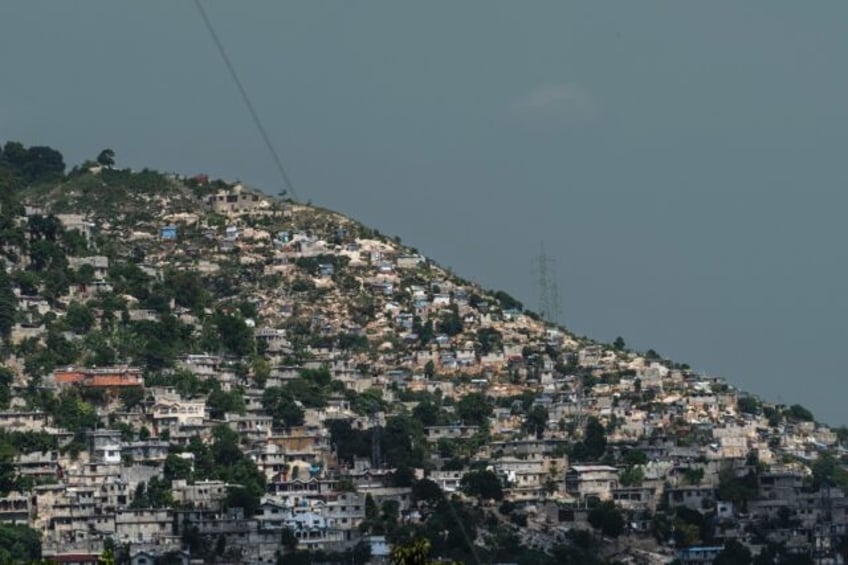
(192, 0, 299, 201)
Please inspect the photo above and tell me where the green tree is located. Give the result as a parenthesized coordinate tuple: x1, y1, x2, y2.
(588, 500, 625, 538)
(412, 478, 444, 507)
(584, 417, 607, 460)
(412, 399, 442, 427)
(207, 388, 246, 420)
(0, 367, 12, 409)
(437, 310, 463, 336)
(213, 310, 254, 357)
(460, 469, 503, 501)
(52, 389, 98, 432)
(0, 524, 42, 563)
(390, 538, 436, 565)
(166, 269, 210, 313)
(714, 539, 752, 565)
(619, 466, 644, 487)
(96, 149, 115, 167)
(382, 414, 427, 470)
(523, 405, 548, 439)
(683, 467, 705, 486)
(622, 448, 649, 466)
(456, 392, 492, 426)
(262, 387, 305, 428)
(65, 301, 95, 334)
(717, 466, 759, 507)
(164, 453, 194, 483)
(811, 453, 848, 490)
(0, 269, 15, 341)
(786, 404, 814, 422)
(737, 396, 760, 415)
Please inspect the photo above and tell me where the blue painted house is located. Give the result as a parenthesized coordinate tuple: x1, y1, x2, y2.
(159, 225, 177, 240)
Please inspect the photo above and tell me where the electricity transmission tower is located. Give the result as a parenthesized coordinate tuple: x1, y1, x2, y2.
(536, 242, 562, 326)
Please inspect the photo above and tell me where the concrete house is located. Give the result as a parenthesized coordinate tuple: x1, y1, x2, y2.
(565, 465, 619, 501)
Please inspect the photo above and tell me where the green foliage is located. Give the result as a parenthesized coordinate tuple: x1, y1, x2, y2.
(131, 476, 173, 508)
(460, 469, 503, 501)
(212, 309, 254, 357)
(713, 539, 752, 565)
(412, 398, 445, 427)
(165, 269, 210, 313)
(383, 414, 428, 470)
(262, 386, 305, 428)
(412, 478, 444, 507)
(622, 448, 649, 466)
(0, 430, 58, 455)
(1, 141, 65, 183)
(492, 290, 523, 312)
(619, 466, 644, 487)
(390, 538, 435, 565)
(164, 453, 194, 483)
(51, 389, 99, 432)
(786, 403, 814, 422)
(437, 310, 463, 336)
(294, 254, 350, 275)
(349, 387, 387, 416)
(737, 396, 760, 415)
(588, 500, 625, 538)
(0, 440, 16, 495)
(119, 387, 145, 411)
(456, 392, 492, 426)
(97, 148, 115, 167)
(126, 316, 192, 370)
(0, 269, 15, 341)
(108, 261, 151, 300)
(326, 420, 371, 465)
(572, 417, 607, 461)
(475, 327, 503, 355)
(145, 369, 216, 398)
(0, 523, 42, 563)
(207, 388, 246, 420)
(189, 426, 266, 516)
(717, 466, 759, 506)
(0, 367, 12, 410)
(523, 405, 548, 439)
(64, 301, 95, 334)
(683, 467, 705, 486)
(811, 453, 848, 490)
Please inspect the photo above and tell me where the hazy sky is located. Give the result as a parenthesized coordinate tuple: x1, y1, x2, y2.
(3, 2, 848, 424)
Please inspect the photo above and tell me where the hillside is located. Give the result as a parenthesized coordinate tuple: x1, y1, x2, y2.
(0, 141, 846, 565)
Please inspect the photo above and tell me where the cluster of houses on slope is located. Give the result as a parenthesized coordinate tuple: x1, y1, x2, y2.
(3, 187, 848, 564)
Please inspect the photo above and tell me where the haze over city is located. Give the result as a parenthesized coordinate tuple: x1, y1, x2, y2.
(3, 1, 847, 423)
